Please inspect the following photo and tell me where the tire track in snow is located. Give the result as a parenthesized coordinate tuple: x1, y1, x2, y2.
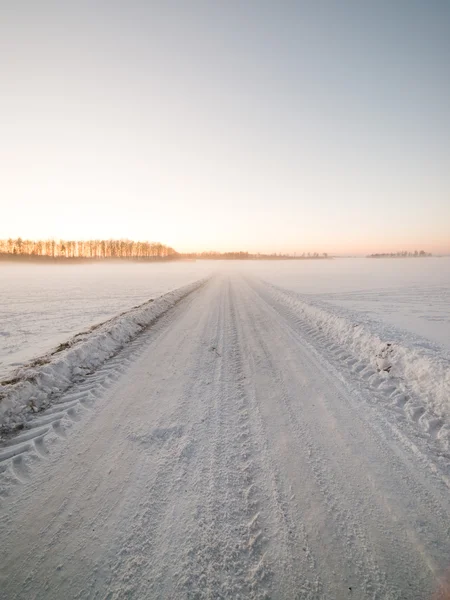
(241, 276, 449, 597)
(236, 279, 395, 598)
(207, 280, 270, 597)
(81, 282, 225, 599)
(0, 283, 205, 501)
(0, 278, 222, 599)
(259, 283, 450, 456)
(175, 278, 271, 599)
(251, 280, 450, 498)
(233, 280, 325, 599)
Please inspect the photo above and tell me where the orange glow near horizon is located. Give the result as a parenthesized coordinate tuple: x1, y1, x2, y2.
(0, 230, 448, 257)
(1, 3, 449, 260)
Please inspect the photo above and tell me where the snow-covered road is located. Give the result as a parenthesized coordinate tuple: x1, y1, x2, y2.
(1, 274, 449, 599)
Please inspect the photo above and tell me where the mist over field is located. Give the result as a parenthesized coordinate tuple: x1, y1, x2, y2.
(2, 258, 449, 379)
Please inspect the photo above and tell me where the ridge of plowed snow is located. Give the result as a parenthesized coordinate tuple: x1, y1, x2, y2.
(266, 282, 450, 424)
(0, 278, 208, 428)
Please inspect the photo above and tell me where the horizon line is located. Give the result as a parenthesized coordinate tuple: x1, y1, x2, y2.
(0, 237, 447, 258)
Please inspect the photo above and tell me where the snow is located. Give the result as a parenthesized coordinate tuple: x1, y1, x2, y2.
(246, 257, 450, 432)
(2, 258, 449, 434)
(0, 278, 208, 428)
(236, 257, 450, 352)
(1, 273, 449, 599)
(263, 282, 450, 431)
(0, 261, 215, 378)
(2, 259, 448, 383)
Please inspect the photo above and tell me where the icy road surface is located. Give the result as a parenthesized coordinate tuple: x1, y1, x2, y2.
(1, 274, 450, 599)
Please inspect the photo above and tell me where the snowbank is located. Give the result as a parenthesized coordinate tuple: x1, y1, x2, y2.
(0, 278, 208, 427)
(268, 284, 450, 421)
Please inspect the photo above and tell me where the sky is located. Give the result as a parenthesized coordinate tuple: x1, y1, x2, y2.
(1, 1, 449, 254)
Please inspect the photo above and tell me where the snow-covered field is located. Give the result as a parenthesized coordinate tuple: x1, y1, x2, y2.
(237, 257, 450, 352)
(2, 258, 448, 383)
(0, 261, 215, 378)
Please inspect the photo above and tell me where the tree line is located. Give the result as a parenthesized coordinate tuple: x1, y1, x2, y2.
(0, 238, 333, 261)
(181, 251, 330, 260)
(367, 250, 432, 258)
(0, 238, 178, 259)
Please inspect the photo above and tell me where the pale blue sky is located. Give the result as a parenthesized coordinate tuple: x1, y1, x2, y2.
(1, 1, 449, 253)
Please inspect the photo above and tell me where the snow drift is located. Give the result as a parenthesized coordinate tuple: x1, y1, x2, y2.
(266, 283, 450, 423)
(0, 278, 208, 428)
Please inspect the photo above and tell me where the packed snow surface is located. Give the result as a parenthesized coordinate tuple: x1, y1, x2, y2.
(0, 273, 450, 599)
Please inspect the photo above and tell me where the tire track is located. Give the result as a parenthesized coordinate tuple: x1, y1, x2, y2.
(241, 277, 449, 597)
(0, 283, 206, 501)
(233, 278, 325, 599)
(254, 282, 450, 457)
(83, 280, 226, 599)
(236, 279, 395, 598)
(176, 278, 272, 599)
